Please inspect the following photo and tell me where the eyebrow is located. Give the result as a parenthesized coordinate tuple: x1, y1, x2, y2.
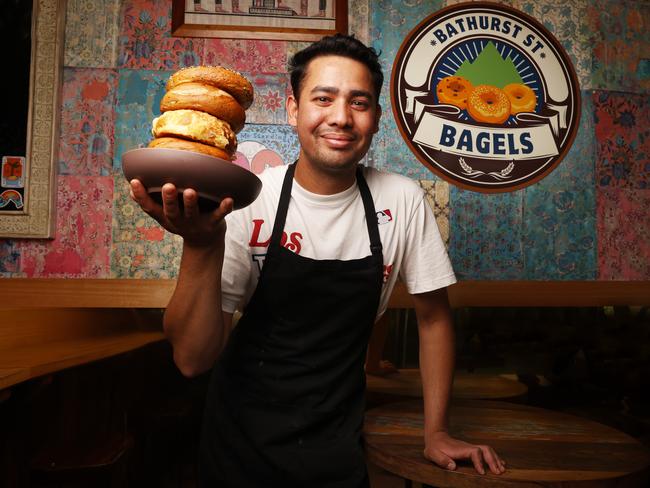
(310, 85, 374, 101)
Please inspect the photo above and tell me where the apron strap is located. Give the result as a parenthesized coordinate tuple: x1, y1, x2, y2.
(355, 166, 383, 258)
(268, 162, 296, 252)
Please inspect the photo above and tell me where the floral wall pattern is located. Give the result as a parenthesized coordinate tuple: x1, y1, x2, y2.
(0, 0, 647, 281)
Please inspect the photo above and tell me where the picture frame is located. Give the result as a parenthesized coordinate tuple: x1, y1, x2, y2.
(172, 0, 348, 41)
(0, 0, 65, 239)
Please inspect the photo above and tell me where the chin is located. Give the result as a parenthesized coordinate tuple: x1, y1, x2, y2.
(316, 148, 367, 170)
(317, 157, 360, 173)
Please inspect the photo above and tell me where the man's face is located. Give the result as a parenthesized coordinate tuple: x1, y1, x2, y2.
(287, 55, 381, 174)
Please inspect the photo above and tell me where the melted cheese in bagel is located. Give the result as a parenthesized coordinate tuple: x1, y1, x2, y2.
(152, 109, 236, 155)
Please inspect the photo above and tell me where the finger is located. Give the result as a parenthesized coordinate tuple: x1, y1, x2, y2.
(161, 183, 180, 221)
(182, 188, 199, 221)
(423, 447, 456, 471)
(130, 179, 148, 203)
(479, 446, 502, 475)
(130, 179, 162, 218)
(470, 448, 486, 475)
(211, 197, 234, 223)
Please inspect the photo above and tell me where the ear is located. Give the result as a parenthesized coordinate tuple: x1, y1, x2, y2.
(287, 95, 298, 127)
(373, 104, 382, 134)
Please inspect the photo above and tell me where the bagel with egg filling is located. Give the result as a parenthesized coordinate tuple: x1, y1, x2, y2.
(160, 82, 246, 133)
(151, 109, 237, 158)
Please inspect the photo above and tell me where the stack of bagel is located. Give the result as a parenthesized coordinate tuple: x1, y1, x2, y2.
(149, 66, 254, 160)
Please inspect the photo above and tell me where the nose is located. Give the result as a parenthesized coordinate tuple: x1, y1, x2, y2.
(327, 99, 353, 128)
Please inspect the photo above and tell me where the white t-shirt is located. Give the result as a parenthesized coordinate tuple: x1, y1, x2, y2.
(221, 164, 456, 319)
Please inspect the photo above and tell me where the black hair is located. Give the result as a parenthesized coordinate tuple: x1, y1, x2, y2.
(288, 34, 383, 104)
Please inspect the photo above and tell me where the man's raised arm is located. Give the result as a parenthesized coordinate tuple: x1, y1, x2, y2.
(130, 180, 234, 377)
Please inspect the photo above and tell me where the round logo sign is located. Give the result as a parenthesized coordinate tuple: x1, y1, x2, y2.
(391, 2, 581, 192)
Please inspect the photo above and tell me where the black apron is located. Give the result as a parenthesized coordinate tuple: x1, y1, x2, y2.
(199, 163, 384, 487)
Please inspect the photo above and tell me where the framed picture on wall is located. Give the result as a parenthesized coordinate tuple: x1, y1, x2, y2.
(0, 0, 64, 239)
(172, 0, 348, 41)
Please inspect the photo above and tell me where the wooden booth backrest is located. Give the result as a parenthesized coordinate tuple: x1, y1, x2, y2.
(2, 279, 650, 309)
(1, 278, 649, 391)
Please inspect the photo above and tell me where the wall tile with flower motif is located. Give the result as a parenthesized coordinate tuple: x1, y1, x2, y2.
(371, 0, 445, 178)
(18, 176, 113, 278)
(247, 74, 290, 125)
(450, 189, 525, 280)
(118, 0, 204, 70)
(203, 39, 287, 73)
(59, 68, 118, 176)
(65, 0, 121, 68)
(349, 0, 371, 45)
(598, 188, 650, 280)
(522, 90, 597, 279)
(111, 173, 182, 279)
(594, 90, 649, 189)
(511, 0, 593, 90)
(588, 0, 649, 93)
(114, 69, 172, 169)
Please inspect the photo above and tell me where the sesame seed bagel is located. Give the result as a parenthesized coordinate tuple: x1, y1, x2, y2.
(160, 82, 246, 133)
(166, 66, 254, 110)
(152, 109, 236, 156)
(467, 85, 511, 125)
(148, 137, 233, 160)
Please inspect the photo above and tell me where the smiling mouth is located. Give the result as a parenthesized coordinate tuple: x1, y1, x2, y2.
(321, 133, 356, 148)
(322, 132, 354, 140)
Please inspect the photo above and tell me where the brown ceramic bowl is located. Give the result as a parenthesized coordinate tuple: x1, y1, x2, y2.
(122, 147, 262, 211)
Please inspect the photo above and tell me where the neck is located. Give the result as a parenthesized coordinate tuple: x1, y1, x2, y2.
(293, 157, 357, 195)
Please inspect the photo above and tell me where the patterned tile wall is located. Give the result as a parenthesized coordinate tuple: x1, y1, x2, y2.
(18, 176, 114, 278)
(370, 0, 446, 180)
(589, 0, 650, 93)
(521, 92, 597, 280)
(59, 68, 118, 176)
(511, 0, 593, 90)
(64, 0, 121, 68)
(595, 90, 650, 279)
(450, 189, 525, 280)
(0, 0, 648, 281)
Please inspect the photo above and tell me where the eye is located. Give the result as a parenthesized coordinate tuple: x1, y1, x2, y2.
(351, 99, 370, 109)
(315, 96, 331, 104)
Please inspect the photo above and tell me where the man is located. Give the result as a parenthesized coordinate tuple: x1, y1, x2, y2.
(130, 34, 505, 487)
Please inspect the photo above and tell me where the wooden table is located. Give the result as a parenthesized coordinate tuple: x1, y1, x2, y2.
(367, 369, 528, 402)
(364, 399, 650, 487)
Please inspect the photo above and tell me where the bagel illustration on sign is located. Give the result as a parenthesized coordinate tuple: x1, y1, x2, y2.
(466, 85, 511, 124)
(391, 2, 581, 192)
(436, 76, 473, 110)
(503, 83, 537, 114)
